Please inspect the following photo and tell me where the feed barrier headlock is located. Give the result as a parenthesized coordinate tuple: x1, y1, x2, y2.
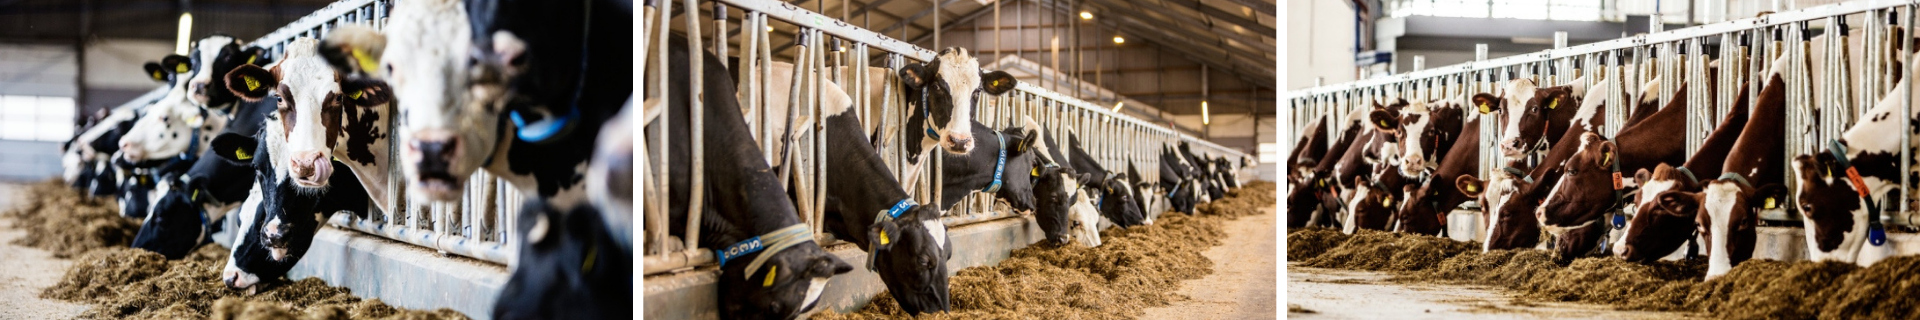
(639, 0, 1247, 275)
(1287, 1, 1916, 230)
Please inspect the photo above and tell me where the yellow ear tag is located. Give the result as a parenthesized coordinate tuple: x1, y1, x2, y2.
(1383, 196, 1394, 208)
(1379, 120, 1390, 127)
(1825, 168, 1833, 179)
(176, 63, 189, 73)
(152, 71, 165, 80)
(191, 189, 200, 202)
(1765, 197, 1777, 209)
(762, 266, 778, 287)
(247, 55, 257, 65)
(1466, 184, 1477, 192)
(1603, 151, 1612, 165)
(351, 89, 364, 100)
(235, 148, 252, 160)
(1478, 103, 1492, 114)
(879, 230, 890, 245)
(350, 48, 379, 73)
(1547, 98, 1559, 110)
(1031, 167, 1039, 177)
(244, 76, 261, 91)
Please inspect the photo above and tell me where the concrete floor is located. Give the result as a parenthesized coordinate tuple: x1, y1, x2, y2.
(1140, 209, 1280, 319)
(1287, 266, 1703, 319)
(0, 183, 91, 319)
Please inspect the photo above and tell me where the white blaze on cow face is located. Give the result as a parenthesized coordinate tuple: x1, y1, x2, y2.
(1701, 182, 1739, 279)
(1614, 179, 1678, 256)
(223, 185, 265, 292)
(266, 39, 346, 190)
(1480, 173, 1519, 252)
(929, 49, 980, 155)
(1396, 101, 1435, 176)
(380, 0, 481, 201)
(1497, 79, 1540, 158)
(1342, 184, 1371, 235)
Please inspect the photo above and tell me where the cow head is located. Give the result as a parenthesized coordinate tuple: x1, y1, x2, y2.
(866, 205, 953, 315)
(1537, 133, 1618, 231)
(1096, 176, 1146, 227)
(131, 184, 212, 260)
(1034, 165, 1101, 247)
(184, 35, 271, 109)
(226, 38, 394, 192)
(493, 196, 633, 319)
(117, 91, 226, 164)
(1394, 100, 1463, 176)
(1614, 164, 1703, 262)
(898, 48, 1018, 155)
(1499, 81, 1576, 158)
(1791, 154, 1872, 263)
(715, 239, 853, 319)
(1344, 172, 1404, 234)
(321, 0, 487, 201)
(1395, 178, 1447, 236)
(210, 132, 353, 293)
(1687, 179, 1776, 279)
(1458, 167, 1549, 252)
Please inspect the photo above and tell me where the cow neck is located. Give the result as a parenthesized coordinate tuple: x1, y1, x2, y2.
(1825, 140, 1888, 246)
(820, 111, 917, 246)
(714, 223, 813, 281)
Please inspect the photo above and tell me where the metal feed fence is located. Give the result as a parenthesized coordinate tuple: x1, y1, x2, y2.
(639, 0, 1248, 275)
(114, 0, 523, 265)
(1289, 0, 1916, 226)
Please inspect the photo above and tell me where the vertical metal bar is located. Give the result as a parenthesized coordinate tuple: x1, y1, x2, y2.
(813, 31, 828, 238)
(683, 0, 705, 252)
(647, 0, 672, 255)
(1900, 4, 1912, 227)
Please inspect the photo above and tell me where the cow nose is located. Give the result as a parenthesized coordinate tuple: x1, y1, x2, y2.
(192, 82, 207, 96)
(415, 139, 459, 172)
(946, 136, 972, 151)
(119, 141, 140, 159)
(1617, 245, 1635, 259)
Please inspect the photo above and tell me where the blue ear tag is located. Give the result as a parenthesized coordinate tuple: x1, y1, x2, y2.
(1870, 223, 1888, 246)
(509, 107, 579, 142)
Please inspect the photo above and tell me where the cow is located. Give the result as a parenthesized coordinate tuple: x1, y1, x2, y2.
(494, 103, 635, 319)
(207, 132, 371, 294)
(1067, 131, 1147, 227)
(752, 61, 1010, 315)
(1288, 116, 1328, 185)
(1346, 159, 1410, 233)
(319, 0, 620, 209)
(1613, 80, 1751, 262)
(131, 95, 278, 259)
(1656, 53, 1802, 279)
(1395, 116, 1481, 236)
(1030, 127, 1104, 247)
(1163, 144, 1200, 214)
(1791, 53, 1920, 265)
(895, 49, 1020, 162)
(1536, 80, 1701, 243)
(1491, 78, 1585, 159)
(208, 37, 401, 290)
(1454, 74, 1625, 254)
(1374, 99, 1465, 177)
(1288, 112, 1366, 228)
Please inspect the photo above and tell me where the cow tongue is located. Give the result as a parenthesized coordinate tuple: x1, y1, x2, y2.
(310, 158, 332, 184)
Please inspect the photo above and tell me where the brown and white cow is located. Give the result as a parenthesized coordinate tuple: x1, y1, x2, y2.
(1613, 81, 1750, 262)
(1493, 78, 1585, 159)
(1372, 99, 1465, 177)
(1793, 53, 1920, 265)
(1395, 116, 1481, 236)
(1536, 80, 1699, 240)
(1660, 53, 1800, 279)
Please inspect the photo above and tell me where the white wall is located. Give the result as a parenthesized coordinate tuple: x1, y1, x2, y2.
(1286, 0, 1356, 91)
(85, 38, 176, 91)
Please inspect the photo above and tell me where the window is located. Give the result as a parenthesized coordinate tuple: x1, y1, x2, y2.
(1258, 142, 1281, 164)
(1387, 0, 1604, 22)
(0, 95, 76, 141)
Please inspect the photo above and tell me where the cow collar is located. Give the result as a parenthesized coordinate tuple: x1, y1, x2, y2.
(715, 224, 814, 281)
(508, 107, 581, 143)
(982, 131, 1008, 193)
(1825, 140, 1887, 246)
(1503, 166, 1535, 184)
(1674, 166, 1701, 185)
(867, 198, 920, 271)
(920, 87, 939, 140)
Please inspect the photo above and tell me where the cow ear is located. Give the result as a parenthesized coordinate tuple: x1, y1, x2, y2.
(898, 63, 930, 89)
(1470, 93, 1501, 114)
(1368, 110, 1400, 132)
(210, 132, 259, 164)
(815, 253, 855, 277)
(143, 62, 171, 82)
(340, 78, 394, 107)
(981, 71, 1018, 95)
(1816, 152, 1841, 180)
(1592, 140, 1617, 168)
(1657, 190, 1699, 215)
(1791, 155, 1827, 185)
(224, 65, 277, 101)
(1543, 88, 1570, 110)
(1752, 184, 1789, 210)
(868, 220, 899, 252)
(1635, 168, 1653, 187)
(320, 25, 387, 77)
(160, 55, 192, 75)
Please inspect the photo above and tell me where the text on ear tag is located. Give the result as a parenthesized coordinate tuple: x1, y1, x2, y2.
(1846, 167, 1871, 197)
(1612, 172, 1623, 190)
(762, 266, 778, 287)
(235, 148, 252, 160)
(244, 76, 261, 91)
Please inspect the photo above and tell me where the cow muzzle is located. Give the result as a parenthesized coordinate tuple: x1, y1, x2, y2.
(409, 135, 465, 201)
(118, 141, 145, 161)
(942, 133, 974, 154)
(190, 80, 213, 105)
(288, 151, 331, 187)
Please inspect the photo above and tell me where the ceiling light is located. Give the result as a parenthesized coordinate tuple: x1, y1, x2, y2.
(1201, 101, 1210, 125)
(1113, 36, 1125, 44)
(1080, 11, 1093, 20)
(1111, 101, 1125, 112)
(175, 13, 194, 55)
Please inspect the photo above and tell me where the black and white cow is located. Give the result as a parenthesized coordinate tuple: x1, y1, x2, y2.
(207, 132, 370, 293)
(1029, 125, 1104, 247)
(1066, 131, 1147, 227)
(131, 94, 278, 259)
(113, 36, 272, 218)
(494, 102, 635, 319)
(896, 49, 1019, 163)
(210, 37, 399, 290)
(1161, 144, 1198, 214)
